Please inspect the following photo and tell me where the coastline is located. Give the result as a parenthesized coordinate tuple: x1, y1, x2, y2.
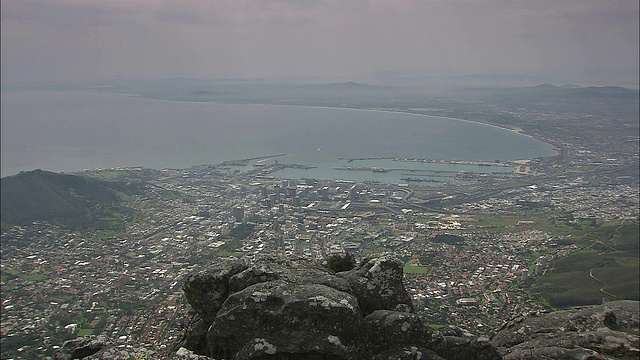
(1, 90, 559, 177)
(96, 90, 559, 158)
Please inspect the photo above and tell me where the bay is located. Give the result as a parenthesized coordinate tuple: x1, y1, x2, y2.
(1, 91, 557, 182)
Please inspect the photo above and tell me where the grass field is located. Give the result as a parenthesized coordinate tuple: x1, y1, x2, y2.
(403, 264, 431, 274)
(1, 270, 49, 282)
(77, 328, 94, 336)
(25, 273, 49, 281)
(533, 223, 639, 309)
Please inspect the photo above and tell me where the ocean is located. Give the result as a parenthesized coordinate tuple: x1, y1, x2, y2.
(0, 91, 557, 182)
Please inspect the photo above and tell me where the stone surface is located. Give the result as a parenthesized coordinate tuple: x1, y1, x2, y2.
(173, 313, 210, 356)
(371, 347, 445, 360)
(207, 280, 364, 359)
(52, 335, 154, 360)
(54, 255, 640, 360)
(177, 254, 502, 360)
(182, 258, 248, 323)
(174, 346, 215, 360)
(491, 300, 640, 359)
(441, 336, 502, 360)
(337, 255, 414, 316)
(364, 310, 446, 355)
(228, 255, 352, 294)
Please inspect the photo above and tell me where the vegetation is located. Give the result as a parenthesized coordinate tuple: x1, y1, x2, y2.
(533, 223, 639, 308)
(229, 223, 255, 240)
(217, 238, 244, 255)
(326, 252, 356, 273)
(403, 264, 431, 274)
(1, 169, 137, 232)
(430, 233, 465, 245)
(77, 328, 94, 336)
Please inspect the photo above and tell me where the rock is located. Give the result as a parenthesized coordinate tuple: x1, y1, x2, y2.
(371, 347, 445, 360)
(182, 258, 248, 323)
(337, 255, 414, 316)
(52, 335, 154, 360)
(228, 255, 352, 294)
(53, 256, 640, 360)
(174, 347, 215, 360)
(492, 300, 640, 359)
(174, 313, 210, 356)
(176, 254, 502, 360)
(53, 335, 110, 360)
(440, 336, 502, 360)
(207, 280, 364, 359)
(363, 310, 446, 356)
(440, 325, 475, 338)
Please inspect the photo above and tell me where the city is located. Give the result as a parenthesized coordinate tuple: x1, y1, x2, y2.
(2, 132, 637, 358)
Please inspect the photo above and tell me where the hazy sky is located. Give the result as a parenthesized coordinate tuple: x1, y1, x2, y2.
(2, 0, 638, 86)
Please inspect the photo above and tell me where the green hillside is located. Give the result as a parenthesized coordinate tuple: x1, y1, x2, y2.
(1, 169, 135, 231)
(533, 223, 640, 308)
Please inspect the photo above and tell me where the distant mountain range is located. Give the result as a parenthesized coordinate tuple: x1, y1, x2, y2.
(525, 83, 637, 94)
(317, 81, 377, 89)
(1, 170, 135, 230)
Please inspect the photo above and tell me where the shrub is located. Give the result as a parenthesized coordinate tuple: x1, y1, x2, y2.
(326, 252, 356, 273)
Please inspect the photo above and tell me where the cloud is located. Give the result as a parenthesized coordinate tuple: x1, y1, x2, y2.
(1, 0, 638, 85)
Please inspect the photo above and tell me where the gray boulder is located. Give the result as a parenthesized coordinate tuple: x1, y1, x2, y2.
(177, 254, 503, 359)
(175, 313, 210, 356)
(337, 255, 414, 316)
(182, 258, 248, 323)
(363, 310, 501, 359)
(228, 255, 352, 294)
(52, 335, 154, 360)
(440, 336, 502, 360)
(492, 300, 640, 359)
(371, 347, 445, 360)
(174, 347, 215, 360)
(364, 310, 446, 355)
(207, 280, 364, 359)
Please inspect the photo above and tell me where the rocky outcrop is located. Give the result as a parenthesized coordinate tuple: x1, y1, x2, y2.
(207, 281, 364, 359)
(182, 258, 249, 323)
(52, 335, 153, 360)
(337, 256, 414, 315)
(492, 300, 639, 359)
(53, 254, 640, 360)
(177, 254, 500, 360)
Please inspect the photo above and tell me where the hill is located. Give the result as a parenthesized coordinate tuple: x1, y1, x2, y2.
(1, 169, 135, 231)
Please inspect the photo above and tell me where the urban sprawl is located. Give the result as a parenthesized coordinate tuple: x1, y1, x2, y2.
(2, 108, 639, 359)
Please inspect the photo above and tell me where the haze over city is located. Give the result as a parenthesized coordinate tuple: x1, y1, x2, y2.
(2, 1, 639, 359)
(2, 0, 639, 87)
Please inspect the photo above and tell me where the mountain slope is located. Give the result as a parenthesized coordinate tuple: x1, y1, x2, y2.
(1, 169, 134, 230)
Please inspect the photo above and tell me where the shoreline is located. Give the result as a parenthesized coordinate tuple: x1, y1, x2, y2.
(2, 88, 555, 152)
(1, 90, 560, 178)
(103, 91, 559, 158)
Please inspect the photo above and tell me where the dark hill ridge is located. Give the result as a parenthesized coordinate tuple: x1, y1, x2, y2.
(524, 83, 638, 95)
(0, 169, 134, 230)
(54, 255, 640, 359)
(318, 81, 377, 89)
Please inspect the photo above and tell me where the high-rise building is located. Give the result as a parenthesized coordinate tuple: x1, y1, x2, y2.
(349, 185, 357, 202)
(232, 206, 244, 223)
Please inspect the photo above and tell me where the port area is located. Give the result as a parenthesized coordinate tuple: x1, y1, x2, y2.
(221, 153, 287, 166)
(353, 157, 513, 167)
(335, 157, 516, 172)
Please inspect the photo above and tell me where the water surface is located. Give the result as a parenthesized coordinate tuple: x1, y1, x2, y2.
(1, 91, 557, 181)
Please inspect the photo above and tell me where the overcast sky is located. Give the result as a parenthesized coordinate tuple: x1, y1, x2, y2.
(1, 0, 638, 86)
